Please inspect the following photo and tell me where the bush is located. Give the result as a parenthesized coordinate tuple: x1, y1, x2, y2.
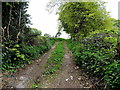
(2, 36, 51, 72)
(2, 36, 65, 72)
(67, 32, 120, 88)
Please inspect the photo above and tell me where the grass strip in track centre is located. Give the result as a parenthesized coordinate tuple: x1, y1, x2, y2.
(43, 42, 65, 75)
(32, 42, 65, 88)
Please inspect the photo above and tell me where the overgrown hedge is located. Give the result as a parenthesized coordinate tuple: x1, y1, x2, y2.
(68, 32, 120, 88)
(2, 36, 54, 72)
(2, 36, 65, 73)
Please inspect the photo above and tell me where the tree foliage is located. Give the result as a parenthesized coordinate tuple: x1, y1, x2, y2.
(2, 2, 55, 72)
(2, 2, 31, 44)
(50, 0, 120, 88)
(58, 1, 113, 40)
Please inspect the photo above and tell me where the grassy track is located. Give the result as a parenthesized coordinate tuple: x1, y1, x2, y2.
(43, 42, 65, 75)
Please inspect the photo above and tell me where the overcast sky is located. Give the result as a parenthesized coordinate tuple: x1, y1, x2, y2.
(27, 0, 120, 39)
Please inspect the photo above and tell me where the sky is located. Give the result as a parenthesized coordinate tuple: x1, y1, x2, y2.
(27, 0, 120, 39)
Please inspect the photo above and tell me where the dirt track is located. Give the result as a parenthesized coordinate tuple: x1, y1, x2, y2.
(2, 42, 93, 88)
(39, 42, 93, 88)
(2, 43, 58, 88)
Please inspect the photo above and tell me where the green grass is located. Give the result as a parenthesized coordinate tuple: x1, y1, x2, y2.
(43, 42, 65, 75)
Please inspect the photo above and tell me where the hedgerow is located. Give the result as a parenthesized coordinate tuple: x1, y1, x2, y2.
(68, 32, 120, 88)
(2, 35, 65, 73)
(2, 36, 51, 72)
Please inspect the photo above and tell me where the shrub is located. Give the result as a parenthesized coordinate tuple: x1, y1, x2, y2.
(2, 36, 51, 72)
(67, 32, 120, 88)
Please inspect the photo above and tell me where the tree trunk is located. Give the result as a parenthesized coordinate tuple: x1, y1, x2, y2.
(7, 6, 12, 40)
(16, 9, 21, 43)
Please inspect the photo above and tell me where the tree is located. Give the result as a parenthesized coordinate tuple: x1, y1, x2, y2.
(44, 33, 51, 38)
(2, 2, 31, 44)
(55, 23, 62, 38)
(55, 31, 61, 38)
(2, 2, 31, 66)
(24, 28, 42, 45)
(29, 28, 42, 36)
(57, 1, 113, 40)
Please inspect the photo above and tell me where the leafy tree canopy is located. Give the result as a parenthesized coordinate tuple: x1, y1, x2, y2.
(57, 1, 113, 40)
